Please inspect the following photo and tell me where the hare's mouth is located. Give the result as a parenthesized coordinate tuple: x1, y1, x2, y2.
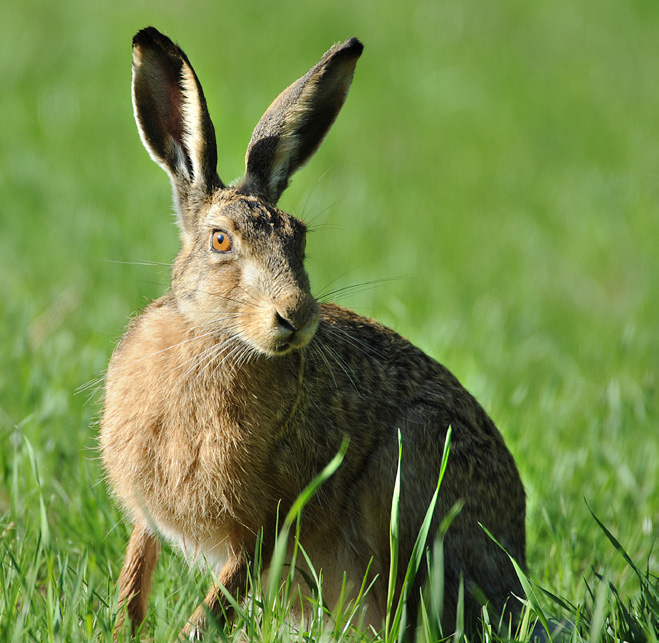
(265, 321, 318, 357)
(271, 330, 314, 355)
(243, 305, 319, 357)
(264, 306, 319, 356)
(273, 342, 292, 353)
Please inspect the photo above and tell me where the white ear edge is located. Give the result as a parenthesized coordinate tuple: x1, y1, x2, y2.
(180, 65, 207, 186)
(130, 46, 207, 187)
(267, 129, 298, 198)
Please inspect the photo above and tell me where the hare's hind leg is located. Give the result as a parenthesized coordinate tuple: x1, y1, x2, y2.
(115, 521, 160, 637)
(390, 403, 525, 637)
(180, 551, 249, 640)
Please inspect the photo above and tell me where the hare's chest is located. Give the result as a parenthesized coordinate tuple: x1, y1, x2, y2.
(137, 415, 262, 531)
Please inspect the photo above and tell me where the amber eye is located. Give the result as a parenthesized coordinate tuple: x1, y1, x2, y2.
(211, 230, 232, 253)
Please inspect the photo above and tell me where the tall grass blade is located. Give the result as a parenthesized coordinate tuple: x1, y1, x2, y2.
(480, 523, 552, 638)
(587, 501, 659, 602)
(265, 439, 349, 620)
(386, 427, 452, 641)
(453, 574, 464, 643)
(589, 574, 609, 643)
(23, 437, 50, 551)
(385, 430, 403, 642)
(535, 584, 578, 614)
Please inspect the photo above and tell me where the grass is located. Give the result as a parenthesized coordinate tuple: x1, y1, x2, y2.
(0, 0, 657, 640)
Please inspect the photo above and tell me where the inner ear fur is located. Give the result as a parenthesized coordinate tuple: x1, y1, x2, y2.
(131, 27, 222, 205)
(239, 37, 363, 205)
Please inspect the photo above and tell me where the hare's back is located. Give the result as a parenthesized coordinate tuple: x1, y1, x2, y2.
(312, 302, 504, 443)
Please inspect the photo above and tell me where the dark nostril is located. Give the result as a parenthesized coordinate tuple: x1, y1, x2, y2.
(275, 311, 297, 333)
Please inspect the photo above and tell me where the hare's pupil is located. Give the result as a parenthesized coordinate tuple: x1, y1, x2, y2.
(216, 233, 224, 243)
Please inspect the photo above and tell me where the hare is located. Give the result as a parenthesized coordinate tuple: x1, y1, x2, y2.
(100, 27, 527, 640)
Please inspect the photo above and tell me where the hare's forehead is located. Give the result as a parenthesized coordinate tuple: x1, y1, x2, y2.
(204, 194, 305, 240)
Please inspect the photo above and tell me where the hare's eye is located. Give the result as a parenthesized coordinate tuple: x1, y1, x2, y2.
(211, 230, 232, 253)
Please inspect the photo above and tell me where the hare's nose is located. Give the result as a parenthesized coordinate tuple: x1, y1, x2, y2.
(275, 311, 297, 334)
(273, 302, 320, 346)
(274, 294, 320, 334)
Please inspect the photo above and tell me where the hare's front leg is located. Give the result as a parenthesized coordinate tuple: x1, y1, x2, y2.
(115, 521, 161, 637)
(180, 554, 249, 640)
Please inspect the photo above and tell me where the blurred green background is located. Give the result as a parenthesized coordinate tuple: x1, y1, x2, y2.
(1, 0, 657, 634)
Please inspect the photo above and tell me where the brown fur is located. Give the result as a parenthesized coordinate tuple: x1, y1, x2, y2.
(100, 27, 527, 639)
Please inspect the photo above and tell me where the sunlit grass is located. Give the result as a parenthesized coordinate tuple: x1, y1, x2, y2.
(2, 430, 656, 641)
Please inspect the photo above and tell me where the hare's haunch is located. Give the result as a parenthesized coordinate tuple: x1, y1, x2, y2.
(100, 27, 527, 639)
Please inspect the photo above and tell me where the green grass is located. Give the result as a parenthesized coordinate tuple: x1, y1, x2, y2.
(1, 0, 657, 640)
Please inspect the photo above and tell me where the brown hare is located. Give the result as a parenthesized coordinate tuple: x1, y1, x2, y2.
(100, 26, 527, 640)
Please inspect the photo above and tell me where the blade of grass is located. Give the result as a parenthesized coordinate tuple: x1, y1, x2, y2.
(384, 430, 403, 642)
(388, 427, 453, 641)
(480, 523, 552, 638)
(264, 439, 349, 632)
(23, 436, 50, 551)
(452, 574, 464, 643)
(589, 574, 609, 643)
(586, 500, 659, 602)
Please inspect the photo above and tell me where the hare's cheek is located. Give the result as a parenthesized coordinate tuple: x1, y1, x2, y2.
(240, 261, 269, 297)
(239, 308, 275, 349)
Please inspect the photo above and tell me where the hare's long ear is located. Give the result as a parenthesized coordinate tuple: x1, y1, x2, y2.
(240, 38, 363, 205)
(131, 27, 223, 228)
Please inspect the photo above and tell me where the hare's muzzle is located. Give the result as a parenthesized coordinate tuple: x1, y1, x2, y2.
(270, 298, 320, 354)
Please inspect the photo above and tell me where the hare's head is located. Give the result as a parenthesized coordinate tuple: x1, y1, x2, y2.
(131, 28, 362, 357)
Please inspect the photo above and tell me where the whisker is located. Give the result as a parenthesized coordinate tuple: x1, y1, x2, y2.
(109, 325, 223, 375)
(180, 340, 231, 380)
(303, 195, 346, 229)
(181, 288, 252, 308)
(296, 166, 334, 222)
(97, 259, 171, 267)
(314, 335, 361, 397)
(317, 276, 406, 303)
(315, 263, 370, 300)
(234, 285, 262, 307)
(193, 341, 231, 385)
(308, 341, 338, 392)
(321, 324, 386, 361)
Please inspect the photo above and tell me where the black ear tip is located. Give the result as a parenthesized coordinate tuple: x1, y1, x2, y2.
(337, 37, 363, 62)
(132, 27, 188, 65)
(323, 37, 363, 66)
(345, 37, 364, 56)
(132, 26, 172, 50)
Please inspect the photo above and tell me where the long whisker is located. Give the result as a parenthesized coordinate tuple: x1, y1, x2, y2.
(180, 339, 233, 380)
(303, 195, 346, 229)
(180, 288, 253, 308)
(315, 263, 370, 300)
(193, 340, 235, 385)
(97, 259, 171, 267)
(108, 325, 222, 375)
(209, 337, 251, 381)
(314, 335, 361, 396)
(317, 276, 406, 303)
(308, 341, 338, 392)
(296, 166, 335, 223)
(321, 323, 386, 361)
(234, 285, 263, 308)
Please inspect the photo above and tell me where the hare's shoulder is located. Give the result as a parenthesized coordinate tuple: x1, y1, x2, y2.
(317, 301, 458, 382)
(315, 302, 501, 433)
(112, 293, 182, 359)
(318, 301, 415, 350)
(104, 293, 218, 411)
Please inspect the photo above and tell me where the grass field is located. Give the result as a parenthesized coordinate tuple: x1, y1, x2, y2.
(1, 0, 657, 640)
